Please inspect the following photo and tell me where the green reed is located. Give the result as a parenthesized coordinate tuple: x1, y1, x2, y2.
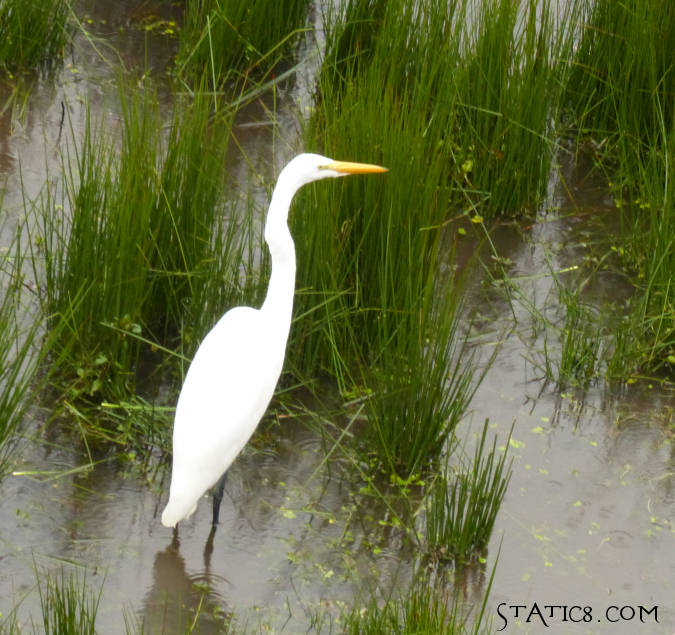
(566, 0, 675, 151)
(294, 0, 466, 375)
(0, 0, 70, 74)
(176, 0, 311, 87)
(31, 82, 251, 437)
(290, 0, 571, 477)
(425, 420, 511, 563)
(36, 569, 101, 635)
(606, 112, 675, 377)
(566, 0, 675, 378)
(314, 571, 492, 635)
(0, 231, 41, 476)
(547, 279, 603, 389)
(454, 0, 574, 215)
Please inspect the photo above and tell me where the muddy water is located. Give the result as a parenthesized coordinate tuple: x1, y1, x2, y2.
(472, 171, 675, 633)
(1, 5, 674, 635)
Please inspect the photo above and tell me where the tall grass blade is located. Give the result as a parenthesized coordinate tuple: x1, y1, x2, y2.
(0, 229, 41, 477)
(425, 419, 511, 563)
(36, 569, 102, 635)
(0, 0, 70, 73)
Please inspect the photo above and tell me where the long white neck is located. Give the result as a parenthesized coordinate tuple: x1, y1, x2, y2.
(260, 180, 297, 340)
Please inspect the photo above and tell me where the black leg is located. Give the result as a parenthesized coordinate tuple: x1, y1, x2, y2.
(204, 524, 216, 566)
(212, 471, 228, 527)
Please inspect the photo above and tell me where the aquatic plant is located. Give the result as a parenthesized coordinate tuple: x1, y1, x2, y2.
(425, 420, 511, 563)
(453, 0, 575, 215)
(31, 82, 255, 436)
(313, 571, 493, 634)
(291, 0, 515, 477)
(0, 232, 41, 476)
(176, 0, 311, 87)
(605, 116, 675, 378)
(566, 0, 675, 378)
(566, 0, 675, 150)
(36, 569, 101, 635)
(0, 0, 70, 74)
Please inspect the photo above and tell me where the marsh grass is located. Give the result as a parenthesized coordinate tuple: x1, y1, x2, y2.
(0, 232, 41, 476)
(543, 278, 604, 389)
(292, 0, 561, 477)
(425, 420, 511, 564)
(566, 1, 675, 378)
(35, 569, 101, 635)
(566, 0, 675, 150)
(556, 293, 602, 389)
(605, 125, 675, 377)
(314, 571, 493, 635)
(364, 291, 482, 478)
(30, 82, 260, 442)
(454, 0, 574, 216)
(176, 0, 311, 88)
(0, 0, 70, 74)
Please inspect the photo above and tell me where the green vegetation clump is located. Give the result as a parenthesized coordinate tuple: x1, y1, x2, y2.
(565, 0, 675, 376)
(176, 0, 311, 87)
(313, 572, 492, 635)
(289, 0, 569, 477)
(0, 0, 70, 74)
(0, 235, 41, 474)
(567, 0, 675, 147)
(425, 420, 511, 563)
(36, 570, 101, 635)
(31, 86, 257, 437)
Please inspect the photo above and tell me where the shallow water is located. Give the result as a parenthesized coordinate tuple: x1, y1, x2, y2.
(1, 4, 674, 634)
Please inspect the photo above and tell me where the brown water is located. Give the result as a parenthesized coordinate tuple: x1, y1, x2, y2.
(1, 4, 674, 634)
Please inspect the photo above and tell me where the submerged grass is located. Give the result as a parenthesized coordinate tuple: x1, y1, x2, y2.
(540, 274, 604, 389)
(313, 566, 494, 635)
(0, 0, 70, 74)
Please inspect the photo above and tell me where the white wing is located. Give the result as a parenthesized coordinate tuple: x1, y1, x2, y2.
(161, 306, 286, 527)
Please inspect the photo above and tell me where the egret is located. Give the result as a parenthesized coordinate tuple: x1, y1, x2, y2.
(161, 153, 387, 528)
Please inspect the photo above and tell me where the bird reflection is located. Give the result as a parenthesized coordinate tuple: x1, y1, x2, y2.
(138, 528, 232, 634)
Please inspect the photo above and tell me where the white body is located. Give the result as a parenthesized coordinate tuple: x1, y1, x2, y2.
(161, 154, 386, 528)
(160, 306, 286, 526)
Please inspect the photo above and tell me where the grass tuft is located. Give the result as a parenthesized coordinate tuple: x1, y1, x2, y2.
(313, 569, 493, 635)
(35, 569, 101, 635)
(566, 1, 675, 378)
(0, 0, 70, 74)
(29, 80, 254, 444)
(0, 231, 41, 476)
(425, 420, 511, 564)
(176, 0, 311, 88)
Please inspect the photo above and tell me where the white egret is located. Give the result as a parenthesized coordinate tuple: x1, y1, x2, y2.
(161, 153, 387, 528)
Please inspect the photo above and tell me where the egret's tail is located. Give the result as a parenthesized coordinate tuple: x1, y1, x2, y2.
(161, 497, 198, 528)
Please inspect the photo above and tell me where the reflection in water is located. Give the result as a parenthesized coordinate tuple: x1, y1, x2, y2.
(139, 529, 232, 634)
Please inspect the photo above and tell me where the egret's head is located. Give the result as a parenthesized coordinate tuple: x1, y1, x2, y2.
(284, 153, 388, 188)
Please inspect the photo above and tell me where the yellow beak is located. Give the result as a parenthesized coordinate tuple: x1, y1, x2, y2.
(322, 160, 388, 174)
